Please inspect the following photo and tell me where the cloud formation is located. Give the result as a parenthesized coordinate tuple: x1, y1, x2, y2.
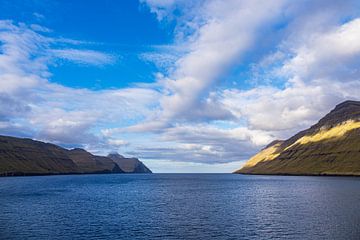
(137, 0, 286, 130)
(127, 0, 360, 165)
(220, 17, 360, 134)
(0, 20, 159, 151)
(1, 1, 360, 171)
(51, 49, 116, 66)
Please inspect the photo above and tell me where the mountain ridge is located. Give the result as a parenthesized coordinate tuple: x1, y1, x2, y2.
(234, 100, 360, 176)
(0, 135, 152, 176)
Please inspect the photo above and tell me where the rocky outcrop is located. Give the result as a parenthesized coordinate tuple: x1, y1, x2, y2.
(234, 100, 360, 176)
(107, 153, 152, 173)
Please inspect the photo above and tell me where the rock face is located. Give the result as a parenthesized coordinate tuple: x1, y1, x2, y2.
(0, 136, 152, 176)
(107, 153, 152, 173)
(234, 100, 360, 176)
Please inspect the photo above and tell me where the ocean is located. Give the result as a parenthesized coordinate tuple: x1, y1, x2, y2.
(1, 174, 360, 239)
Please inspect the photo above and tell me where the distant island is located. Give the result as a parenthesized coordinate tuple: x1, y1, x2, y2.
(0, 135, 152, 176)
(234, 100, 360, 176)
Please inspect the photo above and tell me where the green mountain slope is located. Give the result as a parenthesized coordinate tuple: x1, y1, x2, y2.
(68, 148, 124, 174)
(0, 136, 153, 176)
(234, 100, 360, 176)
(0, 136, 79, 175)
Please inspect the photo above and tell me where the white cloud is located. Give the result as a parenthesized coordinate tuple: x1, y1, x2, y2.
(139, 51, 179, 70)
(107, 139, 129, 147)
(26, 85, 161, 148)
(220, 17, 360, 133)
(144, 159, 244, 173)
(140, 0, 179, 21)
(281, 18, 360, 82)
(164, 0, 284, 119)
(0, 20, 160, 150)
(132, 0, 360, 166)
(1, 1, 360, 170)
(136, 0, 287, 131)
(125, 123, 274, 164)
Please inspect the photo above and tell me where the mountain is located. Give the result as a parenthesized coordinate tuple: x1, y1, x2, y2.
(107, 153, 152, 173)
(0, 135, 78, 176)
(68, 148, 123, 174)
(234, 100, 360, 176)
(0, 135, 151, 176)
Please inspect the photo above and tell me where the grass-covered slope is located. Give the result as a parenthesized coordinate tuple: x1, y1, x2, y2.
(0, 136, 125, 176)
(0, 135, 79, 175)
(68, 149, 124, 174)
(234, 100, 360, 176)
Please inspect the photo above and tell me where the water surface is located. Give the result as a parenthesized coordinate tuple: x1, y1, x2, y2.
(1, 174, 360, 239)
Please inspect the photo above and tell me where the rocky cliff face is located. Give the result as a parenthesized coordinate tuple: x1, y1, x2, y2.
(0, 136, 151, 176)
(107, 153, 152, 173)
(234, 100, 360, 176)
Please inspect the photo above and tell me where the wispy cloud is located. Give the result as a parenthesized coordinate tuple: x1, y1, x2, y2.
(218, 17, 360, 134)
(52, 49, 116, 66)
(126, 123, 273, 163)
(0, 20, 158, 152)
(136, 0, 287, 131)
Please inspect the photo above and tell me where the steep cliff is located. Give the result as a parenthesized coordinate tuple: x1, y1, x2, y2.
(107, 153, 152, 173)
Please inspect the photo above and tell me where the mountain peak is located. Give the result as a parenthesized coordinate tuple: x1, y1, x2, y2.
(107, 152, 125, 159)
(334, 100, 360, 110)
(107, 153, 152, 173)
(70, 148, 88, 153)
(315, 100, 360, 127)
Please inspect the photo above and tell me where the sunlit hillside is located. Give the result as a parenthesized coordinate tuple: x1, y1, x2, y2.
(235, 101, 360, 175)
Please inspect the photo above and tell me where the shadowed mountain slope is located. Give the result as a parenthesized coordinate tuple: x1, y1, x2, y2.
(68, 148, 123, 174)
(0, 136, 79, 176)
(0, 136, 154, 176)
(107, 153, 152, 173)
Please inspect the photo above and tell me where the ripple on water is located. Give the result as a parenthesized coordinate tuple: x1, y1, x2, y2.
(0, 174, 360, 240)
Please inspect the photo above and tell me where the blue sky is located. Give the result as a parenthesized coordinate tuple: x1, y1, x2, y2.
(0, 0, 171, 89)
(0, 0, 360, 172)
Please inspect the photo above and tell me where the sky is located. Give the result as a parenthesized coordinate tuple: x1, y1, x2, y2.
(0, 0, 360, 173)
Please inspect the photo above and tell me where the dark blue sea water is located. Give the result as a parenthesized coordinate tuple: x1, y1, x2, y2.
(1, 174, 360, 240)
